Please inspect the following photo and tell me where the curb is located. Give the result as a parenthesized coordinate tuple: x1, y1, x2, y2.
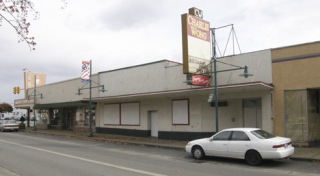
(26, 130, 186, 150)
(290, 157, 320, 162)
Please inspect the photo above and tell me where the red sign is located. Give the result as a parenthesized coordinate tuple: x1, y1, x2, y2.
(192, 75, 210, 86)
(186, 14, 210, 42)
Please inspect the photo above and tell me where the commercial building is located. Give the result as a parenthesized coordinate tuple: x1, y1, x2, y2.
(14, 50, 272, 140)
(272, 41, 320, 146)
(14, 41, 320, 145)
(94, 50, 272, 140)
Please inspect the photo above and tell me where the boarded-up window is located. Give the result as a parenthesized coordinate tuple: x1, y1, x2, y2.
(172, 99, 189, 125)
(284, 90, 307, 141)
(121, 103, 140, 125)
(104, 104, 120, 125)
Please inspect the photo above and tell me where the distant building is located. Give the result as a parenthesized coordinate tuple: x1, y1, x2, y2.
(1, 109, 27, 121)
(0, 112, 13, 120)
(12, 108, 27, 120)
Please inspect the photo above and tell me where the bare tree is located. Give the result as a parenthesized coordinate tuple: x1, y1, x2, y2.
(0, 0, 39, 50)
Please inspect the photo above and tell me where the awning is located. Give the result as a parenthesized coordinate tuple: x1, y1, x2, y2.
(33, 101, 95, 109)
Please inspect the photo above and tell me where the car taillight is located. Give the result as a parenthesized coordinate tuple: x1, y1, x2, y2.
(273, 144, 285, 148)
(273, 142, 291, 148)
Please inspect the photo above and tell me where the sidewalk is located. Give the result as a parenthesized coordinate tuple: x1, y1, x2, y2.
(23, 127, 320, 162)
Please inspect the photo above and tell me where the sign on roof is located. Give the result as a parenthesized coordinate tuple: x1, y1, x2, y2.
(181, 7, 212, 74)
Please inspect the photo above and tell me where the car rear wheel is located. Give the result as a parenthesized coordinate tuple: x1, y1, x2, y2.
(192, 146, 205, 160)
(245, 150, 262, 166)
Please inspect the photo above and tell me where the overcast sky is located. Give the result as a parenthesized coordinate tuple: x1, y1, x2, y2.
(1, 0, 319, 105)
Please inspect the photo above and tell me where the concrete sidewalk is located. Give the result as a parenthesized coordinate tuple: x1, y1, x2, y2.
(23, 128, 320, 162)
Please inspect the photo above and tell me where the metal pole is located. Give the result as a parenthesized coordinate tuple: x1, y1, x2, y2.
(210, 25, 249, 133)
(33, 75, 37, 131)
(88, 60, 93, 137)
(214, 59, 219, 132)
(212, 29, 219, 133)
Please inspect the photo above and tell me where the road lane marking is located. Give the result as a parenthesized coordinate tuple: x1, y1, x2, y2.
(0, 139, 167, 176)
(0, 166, 20, 176)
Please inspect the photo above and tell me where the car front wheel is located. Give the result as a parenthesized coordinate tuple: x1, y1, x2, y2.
(245, 150, 262, 166)
(192, 146, 205, 160)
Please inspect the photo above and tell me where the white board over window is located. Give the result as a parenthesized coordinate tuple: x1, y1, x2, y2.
(172, 99, 189, 125)
(104, 104, 120, 125)
(121, 103, 140, 125)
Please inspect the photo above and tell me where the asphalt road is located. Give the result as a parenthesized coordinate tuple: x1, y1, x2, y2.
(0, 132, 319, 176)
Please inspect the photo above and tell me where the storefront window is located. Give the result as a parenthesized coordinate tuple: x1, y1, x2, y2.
(39, 110, 48, 124)
(85, 108, 96, 126)
(50, 109, 60, 125)
(75, 106, 95, 127)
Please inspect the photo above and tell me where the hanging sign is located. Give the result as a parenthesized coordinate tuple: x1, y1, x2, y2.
(192, 75, 210, 86)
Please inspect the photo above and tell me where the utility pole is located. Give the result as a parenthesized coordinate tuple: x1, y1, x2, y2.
(33, 75, 36, 131)
(27, 75, 43, 131)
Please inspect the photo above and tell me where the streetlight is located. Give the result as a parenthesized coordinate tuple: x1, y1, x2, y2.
(211, 26, 253, 132)
(78, 60, 105, 137)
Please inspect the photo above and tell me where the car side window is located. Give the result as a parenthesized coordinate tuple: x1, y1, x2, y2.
(212, 131, 232, 141)
(231, 131, 250, 141)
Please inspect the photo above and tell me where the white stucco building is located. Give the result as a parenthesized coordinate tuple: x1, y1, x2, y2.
(15, 49, 273, 140)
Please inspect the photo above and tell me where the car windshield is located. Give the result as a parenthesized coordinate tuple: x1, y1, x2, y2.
(251, 130, 275, 139)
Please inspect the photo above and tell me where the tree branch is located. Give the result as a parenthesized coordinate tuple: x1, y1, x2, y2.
(0, 0, 38, 50)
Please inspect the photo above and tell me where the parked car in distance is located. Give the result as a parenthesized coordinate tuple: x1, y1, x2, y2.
(4, 117, 14, 120)
(185, 128, 294, 166)
(0, 120, 19, 132)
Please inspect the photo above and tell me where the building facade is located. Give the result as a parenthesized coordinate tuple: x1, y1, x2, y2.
(272, 41, 320, 146)
(92, 50, 273, 140)
(15, 48, 274, 141)
(15, 41, 320, 145)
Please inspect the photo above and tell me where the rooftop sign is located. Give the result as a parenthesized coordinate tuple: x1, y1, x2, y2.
(181, 7, 211, 74)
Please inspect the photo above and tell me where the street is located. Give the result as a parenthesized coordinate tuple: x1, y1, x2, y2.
(0, 132, 319, 176)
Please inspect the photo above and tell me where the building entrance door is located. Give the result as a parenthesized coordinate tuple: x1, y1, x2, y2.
(243, 98, 262, 128)
(150, 111, 158, 137)
(65, 109, 75, 130)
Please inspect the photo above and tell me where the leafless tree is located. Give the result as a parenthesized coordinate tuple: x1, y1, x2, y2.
(0, 0, 39, 50)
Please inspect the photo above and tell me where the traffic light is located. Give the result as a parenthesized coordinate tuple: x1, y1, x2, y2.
(13, 86, 21, 94)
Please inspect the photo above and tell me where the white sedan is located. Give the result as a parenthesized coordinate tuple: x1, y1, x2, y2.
(0, 120, 19, 132)
(185, 128, 294, 165)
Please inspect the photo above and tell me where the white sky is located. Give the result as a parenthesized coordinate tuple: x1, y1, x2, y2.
(1, 0, 319, 105)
